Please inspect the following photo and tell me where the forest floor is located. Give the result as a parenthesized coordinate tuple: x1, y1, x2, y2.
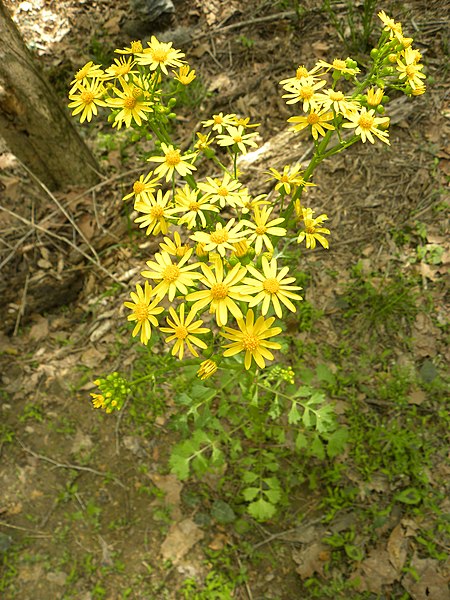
(0, 0, 449, 599)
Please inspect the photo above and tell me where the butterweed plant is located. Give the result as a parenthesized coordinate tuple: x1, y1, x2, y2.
(69, 14, 426, 519)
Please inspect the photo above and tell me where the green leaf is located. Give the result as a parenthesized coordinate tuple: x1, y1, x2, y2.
(395, 487, 422, 505)
(242, 471, 258, 484)
(247, 497, 276, 521)
(310, 434, 325, 459)
(242, 487, 260, 502)
(288, 402, 301, 425)
(302, 407, 311, 428)
(169, 451, 190, 480)
(263, 488, 281, 504)
(326, 428, 349, 458)
(211, 500, 236, 524)
(345, 544, 364, 562)
(295, 431, 308, 451)
(316, 364, 336, 385)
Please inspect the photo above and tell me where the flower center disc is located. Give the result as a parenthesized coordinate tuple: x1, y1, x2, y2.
(255, 225, 267, 235)
(300, 86, 313, 99)
(151, 49, 169, 63)
(135, 303, 149, 321)
(263, 278, 280, 294)
(307, 112, 320, 124)
(163, 265, 180, 282)
(174, 325, 188, 339)
(210, 230, 229, 244)
(124, 97, 137, 109)
(218, 187, 228, 197)
(359, 115, 374, 129)
(165, 150, 181, 166)
(211, 283, 229, 300)
(133, 181, 145, 194)
(81, 91, 95, 104)
(189, 201, 200, 211)
(242, 333, 259, 352)
(150, 205, 164, 218)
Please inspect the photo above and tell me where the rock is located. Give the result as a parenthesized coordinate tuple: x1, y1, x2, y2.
(123, 0, 175, 39)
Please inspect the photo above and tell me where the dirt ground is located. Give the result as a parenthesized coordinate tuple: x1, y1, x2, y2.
(0, 0, 449, 599)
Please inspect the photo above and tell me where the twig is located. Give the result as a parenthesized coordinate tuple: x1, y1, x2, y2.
(115, 397, 129, 456)
(0, 204, 126, 288)
(17, 158, 100, 263)
(0, 520, 51, 537)
(199, 11, 297, 39)
(18, 441, 126, 489)
(13, 273, 29, 336)
(253, 518, 323, 549)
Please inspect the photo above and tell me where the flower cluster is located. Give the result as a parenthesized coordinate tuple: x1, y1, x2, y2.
(68, 11, 425, 387)
(90, 373, 131, 413)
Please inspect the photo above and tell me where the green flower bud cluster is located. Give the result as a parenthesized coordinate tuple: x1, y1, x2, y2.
(90, 372, 131, 413)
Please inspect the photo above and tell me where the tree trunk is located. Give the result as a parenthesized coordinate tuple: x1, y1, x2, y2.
(0, 1, 100, 190)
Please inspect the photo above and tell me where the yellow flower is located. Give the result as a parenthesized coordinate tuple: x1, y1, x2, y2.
(240, 193, 270, 215)
(148, 142, 197, 182)
(202, 112, 237, 133)
(68, 78, 108, 123)
(190, 219, 248, 257)
(198, 173, 245, 209)
(378, 10, 403, 41)
(69, 61, 105, 93)
(242, 206, 286, 255)
(366, 87, 384, 107)
(135, 36, 185, 75)
(194, 132, 214, 152)
(266, 165, 316, 195)
(411, 84, 426, 96)
(173, 184, 219, 229)
(341, 107, 390, 145)
(239, 256, 303, 318)
(282, 78, 327, 112)
(222, 310, 282, 370)
(315, 58, 360, 76)
(122, 171, 161, 203)
(279, 64, 322, 89)
(142, 250, 201, 301)
(107, 79, 154, 128)
(123, 281, 164, 344)
(105, 57, 137, 80)
(197, 359, 218, 380)
(186, 258, 252, 327)
(115, 41, 143, 55)
(159, 231, 190, 257)
(90, 392, 106, 409)
(216, 125, 259, 155)
(396, 58, 426, 90)
(134, 189, 178, 236)
(315, 89, 360, 116)
(288, 109, 335, 140)
(297, 208, 330, 249)
(160, 304, 209, 359)
(173, 65, 196, 85)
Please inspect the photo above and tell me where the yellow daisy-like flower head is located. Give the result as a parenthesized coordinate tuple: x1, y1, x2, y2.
(123, 281, 164, 345)
(315, 89, 360, 117)
(107, 79, 154, 129)
(173, 184, 219, 229)
(239, 256, 303, 318)
(194, 132, 214, 152)
(68, 78, 108, 123)
(222, 309, 282, 370)
(297, 208, 330, 249)
(135, 36, 185, 75)
(148, 142, 197, 182)
(266, 165, 316, 196)
(288, 109, 335, 141)
(160, 303, 209, 359)
(142, 249, 201, 301)
(197, 359, 218, 380)
(396, 58, 426, 90)
(315, 58, 360, 76)
(190, 219, 248, 257)
(69, 61, 105, 93)
(202, 112, 237, 133)
(366, 87, 384, 108)
(105, 57, 137, 80)
(341, 107, 390, 145)
(159, 231, 190, 257)
(122, 171, 161, 204)
(378, 10, 403, 41)
(282, 78, 327, 112)
(134, 189, 178, 236)
(115, 41, 143, 55)
(197, 173, 245, 209)
(216, 125, 259, 155)
(279, 64, 322, 89)
(242, 206, 286, 255)
(173, 65, 196, 85)
(186, 258, 252, 327)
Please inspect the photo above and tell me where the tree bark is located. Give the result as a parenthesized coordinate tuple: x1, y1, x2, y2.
(0, 1, 100, 190)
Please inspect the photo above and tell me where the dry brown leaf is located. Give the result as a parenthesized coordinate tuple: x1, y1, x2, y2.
(292, 542, 329, 579)
(408, 389, 427, 405)
(160, 518, 204, 563)
(29, 316, 49, 341)
(352, 547, 399, 593)
(402, 554, 449, 600)
(149, 473, 182, 507)
(387, 523, 409, 571)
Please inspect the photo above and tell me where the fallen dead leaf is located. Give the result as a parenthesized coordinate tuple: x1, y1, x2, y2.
(149, 473, 182, 507)
(29, 315, 49, 342)
(292, 542, 329, 579)
(387, 523, 409, 571)
(352, 547, 399, 594)
(160, 518, 204, 563)
(402, 554, 449, 600)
